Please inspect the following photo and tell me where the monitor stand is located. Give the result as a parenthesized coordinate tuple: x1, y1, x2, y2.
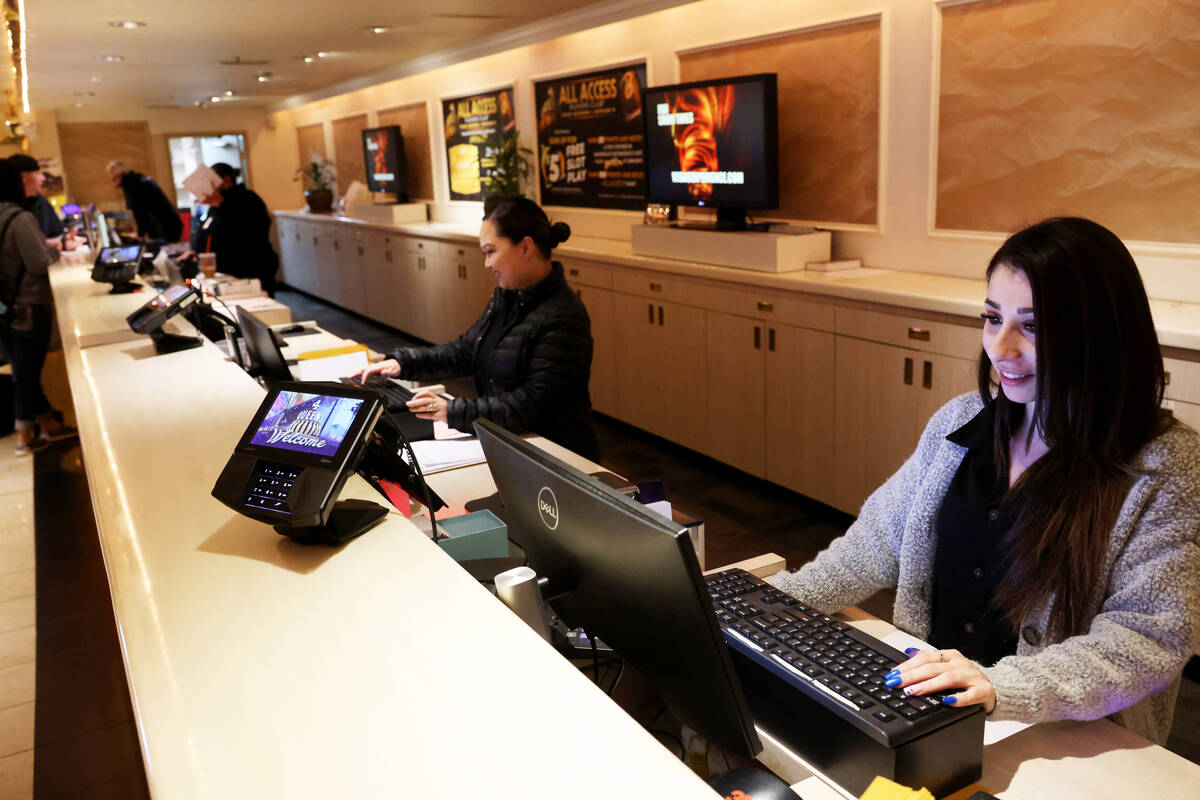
(108, 281, 141, 294)
(274, 499, 388, 546)
(149, 328, 204, 354)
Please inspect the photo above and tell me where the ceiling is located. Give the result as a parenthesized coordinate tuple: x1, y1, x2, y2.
(25, 0, 690, 112)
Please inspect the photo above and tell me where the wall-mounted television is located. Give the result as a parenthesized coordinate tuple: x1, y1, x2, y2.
(642, 73, 778, 230)
(361, 125, 409, 201)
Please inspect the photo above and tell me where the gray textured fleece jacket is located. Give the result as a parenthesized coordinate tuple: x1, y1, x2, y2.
(770, 393, 1200, 745)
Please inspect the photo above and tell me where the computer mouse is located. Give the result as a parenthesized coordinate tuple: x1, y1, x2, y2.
(708, 767, 801, 800)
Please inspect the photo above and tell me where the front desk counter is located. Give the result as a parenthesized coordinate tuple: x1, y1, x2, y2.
(49, 262, 719, 800)
(49, 260, 1200, 799)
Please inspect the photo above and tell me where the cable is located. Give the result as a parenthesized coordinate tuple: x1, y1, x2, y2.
(586, 628, 599, 683)
(606, 657, 625, 696)
(382, 407, 440, 542)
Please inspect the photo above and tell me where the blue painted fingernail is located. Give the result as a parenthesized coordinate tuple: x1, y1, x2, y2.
(885, 676, 902, 689)
(884, 668, 899, 680)
(942, 695, 958, 705)
(904, 647, 920, 656)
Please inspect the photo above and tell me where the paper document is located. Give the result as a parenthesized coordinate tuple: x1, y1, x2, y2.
(295, 347, 368, 382)
(879, 630, 1032, 746)
(182, 165, 222, 200)
(406, 439, 486, 474)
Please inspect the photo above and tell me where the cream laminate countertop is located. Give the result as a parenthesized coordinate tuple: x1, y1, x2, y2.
(275, 211, 1200, 352)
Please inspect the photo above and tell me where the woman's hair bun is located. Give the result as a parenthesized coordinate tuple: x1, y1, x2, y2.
(550, 220, 571, 246)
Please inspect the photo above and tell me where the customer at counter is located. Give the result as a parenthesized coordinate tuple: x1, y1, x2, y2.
(0, 160, 77, 456)
(105, 160, 183, 243)
(7, 154, 76, 251)
(769, 217, 1200, 745)
(353, 196, 598, 460)
(186, 162, 279, 296)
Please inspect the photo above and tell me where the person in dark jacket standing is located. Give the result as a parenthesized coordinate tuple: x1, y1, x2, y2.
(0, 160, 77, 456)
(7, 154, 77, 251)
(189, 162, 279, 296)
(105, 161, 183, 243)
(352, 196, 598, 460)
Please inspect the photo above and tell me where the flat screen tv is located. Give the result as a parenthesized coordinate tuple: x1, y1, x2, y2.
(642, 73, 778, 230)
(361, 125, 409, 201)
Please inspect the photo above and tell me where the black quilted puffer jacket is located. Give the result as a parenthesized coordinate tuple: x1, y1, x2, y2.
(391, 262, 599, 460)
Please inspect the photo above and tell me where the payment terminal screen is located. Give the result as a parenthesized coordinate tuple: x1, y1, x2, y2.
(100, 245, 141, 264)
(250, 390, 363, 457)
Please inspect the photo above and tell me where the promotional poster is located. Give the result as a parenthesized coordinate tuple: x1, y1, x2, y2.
(252, 391, 362, 458)
(442, 87, 515, 201)
(643, 78, 770, 208)
(535, 64, 647, 209)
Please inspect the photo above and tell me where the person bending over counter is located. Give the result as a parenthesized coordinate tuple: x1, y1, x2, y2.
(188, 162, 279, 296)
(770, 217, 1200, 745)
(105, 160, 183, 243)
(354, 196, 598, 461)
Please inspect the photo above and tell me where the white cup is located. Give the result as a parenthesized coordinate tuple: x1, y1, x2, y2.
(494, 566, 551, 642)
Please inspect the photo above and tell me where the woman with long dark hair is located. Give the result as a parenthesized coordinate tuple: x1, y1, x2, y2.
(354, 196, 598, 460)
(771, 217, 1199, 743)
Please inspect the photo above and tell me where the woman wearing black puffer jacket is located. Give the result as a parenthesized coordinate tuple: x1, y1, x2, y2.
(353, 196, 598, 461)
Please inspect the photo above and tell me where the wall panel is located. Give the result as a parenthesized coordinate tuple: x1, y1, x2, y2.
(377, 103, 434, 201)
(679, 19, 881, 226)
(295, 122, 327, 167)
(331, 114, 369, 193)
(937, 0, 1200, 242)
(57, 121, 155, 212)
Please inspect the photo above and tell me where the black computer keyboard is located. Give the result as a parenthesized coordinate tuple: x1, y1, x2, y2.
(706, 568, 983, 796)
(339, 376, 414, 410)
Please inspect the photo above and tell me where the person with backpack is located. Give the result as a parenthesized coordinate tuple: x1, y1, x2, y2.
(0, 160, 77, 456)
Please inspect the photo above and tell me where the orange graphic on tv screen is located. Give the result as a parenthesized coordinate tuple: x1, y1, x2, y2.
(370, 131, 389, 178)
(669, 85, 735, 202)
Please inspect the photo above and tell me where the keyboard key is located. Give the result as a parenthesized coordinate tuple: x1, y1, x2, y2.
(873, 711, 896, 722)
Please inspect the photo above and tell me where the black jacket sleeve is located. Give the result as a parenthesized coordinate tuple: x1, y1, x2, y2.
(390, 295, 496, 381)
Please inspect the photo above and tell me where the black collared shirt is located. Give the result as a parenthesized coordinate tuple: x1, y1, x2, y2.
(929, 405, 1021, 665)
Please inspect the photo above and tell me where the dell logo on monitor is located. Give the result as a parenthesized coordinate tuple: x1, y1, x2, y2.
(537, 487, 559, 530)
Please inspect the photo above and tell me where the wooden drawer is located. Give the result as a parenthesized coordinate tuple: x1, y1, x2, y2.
(561, 257, 614, 289)
(1163, 357, 1200, 404)
(439, 240, 478, 263)
(701, 286, 835, 332)
(836, 306, 980, 360)
(612, 269, 705, 305)
(402, 237, 437, 255)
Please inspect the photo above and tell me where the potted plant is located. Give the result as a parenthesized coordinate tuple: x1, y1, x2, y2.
(480, 132, 532, 202)
(295, 158, 336, 212)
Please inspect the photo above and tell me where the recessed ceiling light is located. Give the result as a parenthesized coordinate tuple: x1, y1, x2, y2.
(74, 102, 84, 108)
(95, 54, 125, 63)
(224, 90, 233, 97)
(88, 76, 103, 82)
(257, 71, 273, 82)
(303, 55, 314, 63)
(365, 25, 392, 35)
(316, 51, 329, 58)
(211, 96, 222, 103)
(109, 21, 146, 29)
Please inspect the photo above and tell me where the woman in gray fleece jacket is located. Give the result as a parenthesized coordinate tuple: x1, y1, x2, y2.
(771, 218, 1200, 745)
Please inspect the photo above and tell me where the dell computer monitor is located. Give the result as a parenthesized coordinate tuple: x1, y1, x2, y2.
(642, 73, 778, 230)
(236, 305, 292, 383)
(361, 125, 408, 201)
(474, 419, 761, 757)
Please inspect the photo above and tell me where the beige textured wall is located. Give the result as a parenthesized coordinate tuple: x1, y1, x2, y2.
(295, 123, 328, 168)
(377, 103, 434, 202)
(331, 114, 369, 193)
(680, 19, 880, 226)
(937, 0, 1200, 242)
(57, 121, 156, 213)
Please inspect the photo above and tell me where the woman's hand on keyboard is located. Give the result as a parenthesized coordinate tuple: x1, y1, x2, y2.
(348, 358, 402, 382)
(408, 390, 447, 422)
(886, 647, 997, 713)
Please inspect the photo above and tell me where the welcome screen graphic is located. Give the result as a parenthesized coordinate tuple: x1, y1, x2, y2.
(645, 80, 765, 206)
(251, 391, 362, 457)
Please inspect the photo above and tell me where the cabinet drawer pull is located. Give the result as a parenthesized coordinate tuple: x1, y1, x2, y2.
(658, 306, 664, 326)
(903, 357, 914, 385)
(768, 328, 776, 352)
(649, 282, 663, 292)
(922, 360, 933, 390)
(907, 327, 931, 342)
(756, 301, 774, 313)
(648, 304, 654, 324)
(568, 268, 579, 276)
(753, 327, 761, 350)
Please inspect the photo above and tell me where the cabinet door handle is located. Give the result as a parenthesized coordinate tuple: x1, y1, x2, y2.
(294, 233, 300, 242)
(648, 304, 654, 324)
(312, 237, 318, 245)
(907, 327, 931, 342)
(333, 240, 340, 250)
(568, 268, 579, 276)
(923, 360, 933, 389)
(356, 246, 363, 256)
(385, 251, 392, 263)
(577, 289, 583, 299)
(903, 357, 914, 385)
(649, 282, 663, 292)
(753, 327, 761, 350)
(658, 306, 664, 326)
(756, 301, 774, 313)
(768, 328, 776, 352)
(1164, 370, 1171, 386)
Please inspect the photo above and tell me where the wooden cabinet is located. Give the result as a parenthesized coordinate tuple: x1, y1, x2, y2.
(765, 323, 837, 505)
(576, 286, 617, 416)
(439, 241, 492, 341)
(335, 229, 368, 315)
(832, 333, 977, 515)
(612, 293, 708, 452)
(279, 219, 318, 294)
(704, 311, 767, 476)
